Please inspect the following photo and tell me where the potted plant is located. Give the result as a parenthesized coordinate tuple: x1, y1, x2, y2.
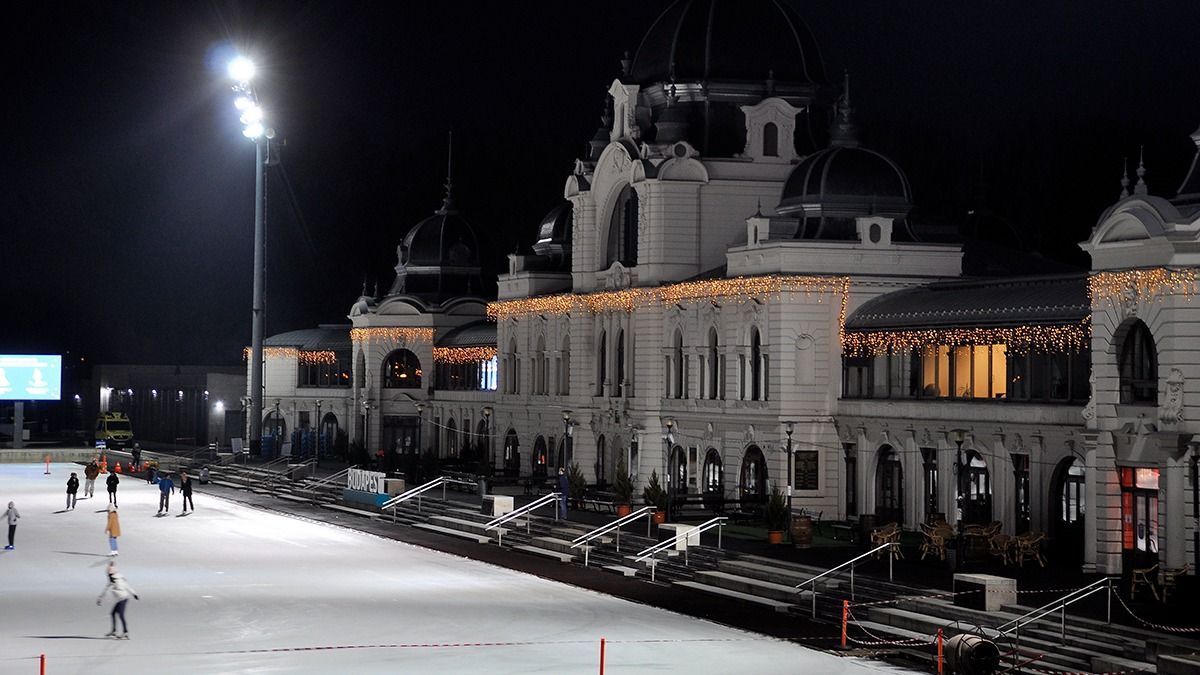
(613, 456, 634, 517)
(763, 488, 789, 544)
(567, 463, 587, 509)
(642, 470, 668, 524)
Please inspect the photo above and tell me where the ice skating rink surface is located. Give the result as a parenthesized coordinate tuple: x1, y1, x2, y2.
(0, 463, 909, 674)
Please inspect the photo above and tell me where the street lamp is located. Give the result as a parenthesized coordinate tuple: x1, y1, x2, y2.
(784, 421, 796, 541)
(663, 417, 675, 522)
(229, 54, 275, 460)
(482, 406, 493, 468)
(561, 410, 573, 469)
(314, 399, 323, 465)
(951, 428, 968, 567)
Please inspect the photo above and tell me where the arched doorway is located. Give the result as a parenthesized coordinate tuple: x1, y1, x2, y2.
(962, 451, 992, 525)
(531, 435, 548, 478)
(319, 412, 339, 459)
(264, 410, 287, 441)
(702, 448, 723, 508)
(445, 418, 458, 458)
(1050, 456, 1085, 568)
(595, 435, 607, 486)
(503, 428, 520, 474)
(668, 445, 687, 509)
(475, 419, 490, 467)
(739, 445, 768, 505)
(875, 445, 904, 526)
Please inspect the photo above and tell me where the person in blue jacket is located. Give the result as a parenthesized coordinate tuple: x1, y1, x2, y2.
(157, 473, 175, 515)
(556, 467, 569, 519)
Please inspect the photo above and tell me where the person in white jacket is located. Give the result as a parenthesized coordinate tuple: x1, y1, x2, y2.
(4, 501, 18, 550)
(97, 563, 139, 638)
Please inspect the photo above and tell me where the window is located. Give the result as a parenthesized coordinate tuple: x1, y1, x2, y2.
(434, 356, 497, 392)
(446, 418, 459, 457)
(614, 329, 625, 397)
(750, 328, 763, 401)
(383, 349, 422, 389)
(299, 350, 352, 388)
(921, 447, 939, 522)
(1012, 453, 1030, 533)
(597, 330, 607, 396)
(762, 122, 779, 157)
(875, 446, 903, 525)
(672, 330, 684, 399)
(844, 356, 873, 398)
(1059, 458, 1085, 524)
(605, 185, 639, 267)
(1119, 321, 1158, 404)
(1120, 467, 1159, 554)
(707, 329, 719, 400)
(844, 444, 858, 517)
(962, 451, 992, 525)
(794, 450, 819, 490)
(558, 335, 570, 395)
(533, 336, 546, 395)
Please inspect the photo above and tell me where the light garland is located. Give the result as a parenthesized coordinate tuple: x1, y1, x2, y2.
(488, 275, 850, 320)
(433, 346, 498, 364)
(1089, 268, 1197, 306)
(350, 327, 435, 344)
(298, 350, 338, 365)
(242, 347, 341, 364)
(841, 319, 1091, 357)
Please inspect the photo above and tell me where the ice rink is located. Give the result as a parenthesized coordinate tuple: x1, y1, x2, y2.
(0, 462, 907, 674)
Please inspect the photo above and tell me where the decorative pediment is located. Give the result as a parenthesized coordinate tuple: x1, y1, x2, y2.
(599, 262, 633, 290)
(739, 96, 802, 163)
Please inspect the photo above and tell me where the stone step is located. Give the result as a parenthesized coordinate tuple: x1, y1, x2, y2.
(512, 544, 574, 563)
(1090, 654, 1157, 675)
(531, 536, 591, 556)
(319, 503, 379, 519)
(694, 570, 807, 603)
(847, 619, 932, 645)
(428, 515, 507, 539)
(602, 565, 639, 577)
(412, 523, 491, 544)
(717, 559, 844, 592)
(672, 581, 794, 613)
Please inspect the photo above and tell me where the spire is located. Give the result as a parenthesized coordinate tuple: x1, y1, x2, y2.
(1119, 157, 1130, 198)
(765, 69, 776, 97)
(1133, 145, 1148, 195)
(828, 69, 859, 148)
(437, 131, 456, 214)
(620, 50, 632, 78)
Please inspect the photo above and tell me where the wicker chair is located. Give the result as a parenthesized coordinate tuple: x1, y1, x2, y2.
(988, 533, 1013, 566)
(1012, 532, 1046, 567)
(870, 522, 903, 559)
(919, 522, 953, 561)
(1130, 563, 1160, 602)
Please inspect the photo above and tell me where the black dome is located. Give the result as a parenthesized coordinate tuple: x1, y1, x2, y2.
(630, 0, 826, 85)
(777, 146, 913, 230)
(532, 201, 572, 257)
(400, 208, 480, 268)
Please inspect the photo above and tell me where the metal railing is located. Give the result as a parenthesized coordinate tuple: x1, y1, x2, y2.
(485, 493, 561, 546)
(240, 456, 293, 488)
(795, 542, 897, 618)
(382, 476, 477, 520)
(301, 464, 358, 504)
(633, 517, 726, 581)
(570, 507, 655, 567)
(995, 576, 1112, 667)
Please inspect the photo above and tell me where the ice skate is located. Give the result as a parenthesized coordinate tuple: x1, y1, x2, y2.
(105, 631, 116, 638)
(118, 633, 129, 639)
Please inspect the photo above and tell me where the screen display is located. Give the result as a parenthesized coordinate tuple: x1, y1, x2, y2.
(0, 354, 63, 401)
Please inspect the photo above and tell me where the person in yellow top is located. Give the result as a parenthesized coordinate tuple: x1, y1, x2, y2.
(105, 504, 121, 556)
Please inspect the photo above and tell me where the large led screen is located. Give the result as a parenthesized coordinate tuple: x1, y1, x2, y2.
(0, 354, 62, 401)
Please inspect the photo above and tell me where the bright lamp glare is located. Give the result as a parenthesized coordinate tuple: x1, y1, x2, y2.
(240, 106, 263, 125)
(242, 123, 265, 139)
(228, 57, 256, 82)
(234, 96, 254, 111)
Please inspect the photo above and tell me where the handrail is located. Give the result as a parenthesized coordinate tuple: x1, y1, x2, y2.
(485, 492, 561, 546)
(302, 464, 358, 503)
(382, 475, 476, 519)
(633, 517, 726, 581)
(570, 507, 655, 567)
(996, 577, 1111, 636)
(240, 455, 293, 488)
(795, 542, 897, 619)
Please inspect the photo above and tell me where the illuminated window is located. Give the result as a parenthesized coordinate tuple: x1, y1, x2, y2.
(382, 349, 422, 389)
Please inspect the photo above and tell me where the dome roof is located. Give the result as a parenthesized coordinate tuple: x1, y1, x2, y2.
(777, 146, 913, 233)
(630, 0, 826, 85)
(532, 201, 572, 257)
(400, 203, 480, 268)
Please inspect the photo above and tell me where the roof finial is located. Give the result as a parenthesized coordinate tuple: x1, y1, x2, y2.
(1119, 157, 1130, 199)
(1133, 145, 1148, 195)
(620, 50, 632, 78)
(754, 199, 764, 218)
(438, 130, 455, 214)
(765, 69, 776, 97)
(843, 68, 851, 108)
(361, 277, 368, 297)
(829, 69, 859, 148)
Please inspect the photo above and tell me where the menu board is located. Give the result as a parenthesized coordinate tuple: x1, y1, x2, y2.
(794, 451, 819, 490)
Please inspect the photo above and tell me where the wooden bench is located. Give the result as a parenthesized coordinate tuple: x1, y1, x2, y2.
(830, 522, 858, 542)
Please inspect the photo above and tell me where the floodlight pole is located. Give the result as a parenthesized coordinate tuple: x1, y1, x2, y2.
(248, 137, 267, 458)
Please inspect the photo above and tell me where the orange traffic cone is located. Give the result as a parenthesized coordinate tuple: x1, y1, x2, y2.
(114, 462, 122, 474)
(99, 455, 108, 474)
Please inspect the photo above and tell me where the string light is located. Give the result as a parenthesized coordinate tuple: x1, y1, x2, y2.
(298, 350, 338, 365)
(1089, 268, 1197, 306)
(842, 319, 1091, 357)
(350, 327, 435, 344)
(242, 347, 340, 364)
(433, 346, 498, 364)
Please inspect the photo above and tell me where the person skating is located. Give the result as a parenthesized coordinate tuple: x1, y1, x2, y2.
(131, 444, 142, 472)
(157, 472, 175, 515)
(66, 472, 80, 510)
(179, 471, 194, 513)
(97, 562, 138, 638)
(105, 504, 121, 556)
(4, 501, 19, 550)
(84, 459, 100, 498)
(106, 471, 120, 506)
(146, 463, 157, 484)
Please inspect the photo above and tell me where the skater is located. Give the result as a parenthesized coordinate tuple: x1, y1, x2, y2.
(105, 504, 121, 556)
(4, 501, 18, 550)
(106, 471, 120, 506)
(66, 472, 80, 510)
(146, 463, 157, 484)
(179, 471, 194, 513)
(84, 459, 100, 498)
(97, 562, 138, 638)
(157, 472, 175, 514)
(131, 444, 142, 472)
(199, 466, 210, 485)
(556, 467, 569, 519)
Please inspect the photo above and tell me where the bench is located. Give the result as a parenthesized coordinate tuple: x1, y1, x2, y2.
(580, 489, 617, 514)
(830, 522, 858, 542)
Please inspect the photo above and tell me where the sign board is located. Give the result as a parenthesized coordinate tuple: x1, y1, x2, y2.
(0, 355, 62, 401)
(231, 438, 244, 455)
(347, 468, 386, 494)
(280, 441, 292, 458)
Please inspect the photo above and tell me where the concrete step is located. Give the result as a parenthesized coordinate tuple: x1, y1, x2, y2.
(319, 503, 379, 519)
(1089, 654, 1156, 675)
(512, 544, 574, 563)
(846, 619, 932, 646)
(717, 558, 842, 590)
(428, 515, 507, 540)
(694, 570, 807, 603)
(672, 580, 794, 613)
(412, 523, 491, 544)
(531, 536, 591, 556)
(603, 565, 639, 577)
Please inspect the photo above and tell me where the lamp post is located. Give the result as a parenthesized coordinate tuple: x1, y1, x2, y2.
(229, 55, 275, 459)
(561, 410, 573, 469)
(482, 406, 493, 469)
(361, 399, 375, 460)
(314, 399, 323, 465)
(784, 421, 795, 541)
(664, 417, 675, 522)
(952, 429, 968, 568)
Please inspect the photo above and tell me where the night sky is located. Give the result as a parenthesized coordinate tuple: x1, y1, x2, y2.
(3, 1, 1198, 369)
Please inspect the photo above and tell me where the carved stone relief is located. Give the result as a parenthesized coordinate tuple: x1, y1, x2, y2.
(1082, 371, 1097, 421)
(1160, 368, 1185, 425)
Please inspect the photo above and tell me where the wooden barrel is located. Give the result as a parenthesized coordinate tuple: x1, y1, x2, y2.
(791, 514, 813, 548)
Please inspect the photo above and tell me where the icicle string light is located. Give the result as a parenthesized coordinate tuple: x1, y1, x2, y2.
(487, 275, 851, 320)
(433, 346, 498, 364)
(841, 319, 1091, 357)
(242, 348, 340, 363)
(350, 327, 435, 344)
(298, 350, 338, 365)
(1088, 268, 1198, 306)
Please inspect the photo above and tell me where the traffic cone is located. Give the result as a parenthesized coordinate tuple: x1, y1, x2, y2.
(100, 455, 108, 474)
(114, 462, 122, 474)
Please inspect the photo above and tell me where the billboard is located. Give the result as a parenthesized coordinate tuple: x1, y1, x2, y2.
(0, 354, 62, 401)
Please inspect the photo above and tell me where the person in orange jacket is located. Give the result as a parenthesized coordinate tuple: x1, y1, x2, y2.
(105, 504, 121, 556)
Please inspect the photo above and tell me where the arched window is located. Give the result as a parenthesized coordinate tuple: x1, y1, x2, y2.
(707, 328, 719, 400)
(506, 339, 519, 394)
(319, 412, 340, 458)
(750, 327, 763, 401)
(963, 451, 992, 525)
(739, 445, 768, 502)
(264, 410, 287, 440)
(559, 335, 571, 395)
(534, 335, 546, 395)
(669, 445, 688, 502)
(672, 329, 684, 398)
(445, 418, 458, 457)
(605, 185, 639, 267)
(1119, 320, 1158, 404)
(595, 435, 607, 485)
(503, 428, 520, 472)
(615, 329, 626, 397)
(875, 445, 904, 526)
(763, 122, 779, 157)
(597, 330, 608, 396)
(383, 349, 422, 389)
(354, 350, 366, 389)
(703, 449, 723, 507)
(532, 435, 548, 478)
